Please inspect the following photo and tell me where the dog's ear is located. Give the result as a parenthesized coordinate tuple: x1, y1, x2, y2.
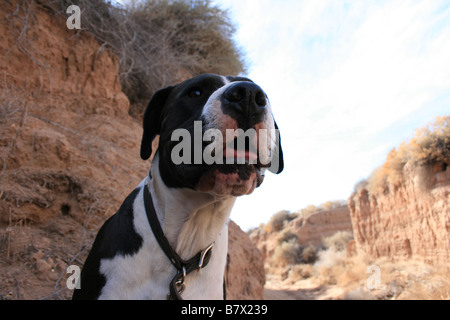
(268, 120, 284, 174)
(140, 86, 174, 160)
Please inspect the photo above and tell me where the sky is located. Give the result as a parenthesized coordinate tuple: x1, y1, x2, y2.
(210, 0, 450, 230)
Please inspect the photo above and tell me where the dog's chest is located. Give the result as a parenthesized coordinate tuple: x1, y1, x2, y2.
(97, 186, 228, 300)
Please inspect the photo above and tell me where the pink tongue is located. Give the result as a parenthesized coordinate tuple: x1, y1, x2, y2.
(224, 146, 258, 162)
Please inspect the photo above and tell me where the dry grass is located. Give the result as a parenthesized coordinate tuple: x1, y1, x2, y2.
(409, 116, 450, 165)
(42, 0, 245, 116)
(363, 115, 449, 195)
(297, 249, 450, 300)
(262, 201, 347, 234)
(264, 210, 297, 233)
(322, 231, 353, 252)
(4, 0, 53, 92)
(267, 230, 450, 300)
(269, 230, 319, 268)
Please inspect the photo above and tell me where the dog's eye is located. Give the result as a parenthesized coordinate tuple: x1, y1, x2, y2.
(187, 88, 203, 98)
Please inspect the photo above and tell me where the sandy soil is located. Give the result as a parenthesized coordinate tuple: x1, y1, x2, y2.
(263, 274, 343, 300)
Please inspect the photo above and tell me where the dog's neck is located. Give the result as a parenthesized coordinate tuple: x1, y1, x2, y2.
(147, 155, 236, 260)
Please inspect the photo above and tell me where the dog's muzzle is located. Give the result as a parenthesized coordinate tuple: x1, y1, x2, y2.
(221, 82, 268, 129)
(195, 82, 277, 197)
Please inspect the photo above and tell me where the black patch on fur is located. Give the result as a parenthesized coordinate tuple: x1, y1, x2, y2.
(72, 188, 143, 300)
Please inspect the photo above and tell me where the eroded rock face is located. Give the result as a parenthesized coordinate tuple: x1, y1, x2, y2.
(225, 221, 265, 300)
(349, 162, 450, 266)
(251, 206, 353, 261)
(290, 206, 353, 247)
(0, 1, 141, 227)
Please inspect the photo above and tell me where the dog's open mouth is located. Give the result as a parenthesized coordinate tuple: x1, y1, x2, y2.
(223, 136, 258, 164)
(196, 163, 264, 197)
(196, 138, 267, 196)
(167, 127, 272, 196)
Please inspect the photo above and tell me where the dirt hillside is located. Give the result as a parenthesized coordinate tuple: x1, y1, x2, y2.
(0, 1, 264, 300)
(251, 205, 352, 263)
(349, 161, 450, 265)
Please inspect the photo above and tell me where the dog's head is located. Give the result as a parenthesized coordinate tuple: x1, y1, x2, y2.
(141, 73, 283, 197)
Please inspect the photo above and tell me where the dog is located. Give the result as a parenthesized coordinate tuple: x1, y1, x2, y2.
(72, 74, 283, 300)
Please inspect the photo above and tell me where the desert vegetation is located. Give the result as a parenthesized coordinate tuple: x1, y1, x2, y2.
(261, 209, 450, 300)
(259, 115, 449, 300)
(260, 200, 347, 234)
(357, 115, 449, 195)
(259, 204, 354, 274)
(44, 0, 245, 116)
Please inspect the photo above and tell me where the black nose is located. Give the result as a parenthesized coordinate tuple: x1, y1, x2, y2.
(222, 82, 267, 120)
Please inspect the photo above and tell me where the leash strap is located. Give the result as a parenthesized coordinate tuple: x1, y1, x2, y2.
(143, 183, 214, 300)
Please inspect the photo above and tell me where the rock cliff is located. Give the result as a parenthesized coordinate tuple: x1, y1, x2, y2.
(349, 161, 450, 266)
(290, 206, 352, 247)
(226, 221, 265, 299)
(251, 206, 353, 261)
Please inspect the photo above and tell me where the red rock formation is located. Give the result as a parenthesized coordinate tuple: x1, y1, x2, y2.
(349, 162, 450, 266)
(291, 206, 352, 247)
(251, 206, 353, 261)
(226, 221, 265, 300)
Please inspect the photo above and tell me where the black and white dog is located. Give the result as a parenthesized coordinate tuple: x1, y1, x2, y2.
(72, 74, 283, 300)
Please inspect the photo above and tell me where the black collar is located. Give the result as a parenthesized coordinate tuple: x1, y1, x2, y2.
(143, 183, 215, 300)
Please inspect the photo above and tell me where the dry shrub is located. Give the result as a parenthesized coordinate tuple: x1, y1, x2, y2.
(272, 239, 301, 266)
(315, 246, 347, 270)
(303, 231, 357, 287)
(409, 116, 450, 165)
(288, 264, 314, 282)
(322, 231, 353, 252)
(299, 201, 347, 216)
(264, 210, 296, 233)
(44, 0, 245, 115)
(301, 245, 319, 264)
(313, 245, 450, 300)
(320, 200, 347, 211)
(366, 166, 387, 195)
(300, 204, 320, 215)
(363, 116, 449, 195)
(271, 236, 318, 267)
(275, 228, 297, 245)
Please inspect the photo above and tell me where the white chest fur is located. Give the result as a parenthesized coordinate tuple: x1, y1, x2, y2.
(98, 158, 235, 300)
